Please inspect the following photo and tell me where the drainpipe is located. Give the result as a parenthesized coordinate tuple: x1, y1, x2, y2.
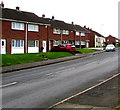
(79, 32, 81, 49)
(60, 30, 63, 44)
(25, 23, 28, 53)
(74, 31, 76, 46)
(47, 26, 49, 51)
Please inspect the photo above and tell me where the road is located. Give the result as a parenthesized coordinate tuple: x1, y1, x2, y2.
(2, 49, 119, 109)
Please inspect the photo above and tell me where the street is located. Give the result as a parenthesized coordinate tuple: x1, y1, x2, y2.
(2, 49, 119, 109)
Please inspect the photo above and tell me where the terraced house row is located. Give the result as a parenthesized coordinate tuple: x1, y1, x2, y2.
(0, 4, 119, 54)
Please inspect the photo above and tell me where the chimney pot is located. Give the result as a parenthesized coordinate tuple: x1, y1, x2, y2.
(1, 1, 4, 8)
(42, 14, 45, 18)
(72, 22, 74, 24)
(16, 6, 20, 11)
(52, 16, 54, 20)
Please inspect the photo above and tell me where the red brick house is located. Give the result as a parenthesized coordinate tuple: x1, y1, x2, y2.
(0, 5, 90, 54)
(1, 6, 51, 54)
(106, 35, 120, 46)
(47, 19, 89, 49)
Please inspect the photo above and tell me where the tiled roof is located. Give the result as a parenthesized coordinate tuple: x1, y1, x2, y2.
(84, 27, 105, 37)
(49, 19, 70, 30)
(73, 24, 89, 33)
(1, 8, 49, 24)
(1, 7, 89, 33)
(92, 30, 104, 37)
(48, 19, 89, 33)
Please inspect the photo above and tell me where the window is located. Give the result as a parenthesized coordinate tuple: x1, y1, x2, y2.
(54, 40, 60, 46)
(12, 22, 24, 30)
(81, 32, 85, 36)
(28, 40, 39, 47)
(2, 41, 4, 46)
(12, 40, 24, 47)
(28, 24, 39, 32)
(63, 30, 69, 35)
(76, 31, 80, 36)
(96, 38, 100, 42)
(107, 39, 109, 42)
(53, 29, 61, 34)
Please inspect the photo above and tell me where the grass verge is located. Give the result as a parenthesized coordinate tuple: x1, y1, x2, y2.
(2, 49, 99, 67)
(76, 49, 97, 53)
(2, 52, 73, 67)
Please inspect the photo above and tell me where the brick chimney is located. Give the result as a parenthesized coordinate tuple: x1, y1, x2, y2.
(1, 1, 4, 8)
(16, 6, 20, 11)
(71, 22, 74, 25)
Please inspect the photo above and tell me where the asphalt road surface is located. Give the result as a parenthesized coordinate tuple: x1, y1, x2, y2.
(2, 49, 119, 109)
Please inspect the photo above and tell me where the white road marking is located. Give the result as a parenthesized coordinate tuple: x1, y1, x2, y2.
(0, 82, 17, 88)
(48, 72, 120, 109)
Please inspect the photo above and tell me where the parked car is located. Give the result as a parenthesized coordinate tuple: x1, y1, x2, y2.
(106, 44, 115, 52)
(51, 44, 76, 52)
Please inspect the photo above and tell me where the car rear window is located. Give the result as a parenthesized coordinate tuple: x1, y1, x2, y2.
(107, 45, 115, 47)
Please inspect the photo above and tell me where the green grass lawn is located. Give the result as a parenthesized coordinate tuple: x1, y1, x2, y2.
(2, 53, 45, 67)
(76, 49, 97, 53)
(1, 49, 98, 67)
(2, 52, 73, 67)
(39, 52, 73, 59)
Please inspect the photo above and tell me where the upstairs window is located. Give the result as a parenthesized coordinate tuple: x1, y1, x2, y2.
(81, 32, 85, 36)
(63, 30, 69, 35)
(76, 31, 80, 36)
(53, 28, 61, 34)
(96, 38, 100, 42)
(12, 22, 24, 30)
(28, 24, 39, 32)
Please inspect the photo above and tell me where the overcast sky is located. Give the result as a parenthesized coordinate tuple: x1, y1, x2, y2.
(1, 0, 119, 38)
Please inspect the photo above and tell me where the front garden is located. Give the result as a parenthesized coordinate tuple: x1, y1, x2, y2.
(1, 49, 98, 67)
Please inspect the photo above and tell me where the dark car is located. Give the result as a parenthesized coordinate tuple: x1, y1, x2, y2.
(51, 44, 76, 52)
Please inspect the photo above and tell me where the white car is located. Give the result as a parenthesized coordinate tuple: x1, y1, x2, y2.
(106, 44, 115, 52)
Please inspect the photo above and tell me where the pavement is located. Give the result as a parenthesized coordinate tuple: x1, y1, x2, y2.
(2, 51, 104, 73)
(48, 74, 119, 110)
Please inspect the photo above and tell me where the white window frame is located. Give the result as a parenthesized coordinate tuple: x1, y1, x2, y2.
(12, 40, 24, 47)
(62, 30, 69, 35)
(53, 28, 61, 34)
(12, 22, 24, 30)
(76, 31, 80, 36)
(28, 24, 39, 32)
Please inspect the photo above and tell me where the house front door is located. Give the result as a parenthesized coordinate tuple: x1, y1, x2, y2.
(1, 39, 6, 54)
(42, 41, 46, 52)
